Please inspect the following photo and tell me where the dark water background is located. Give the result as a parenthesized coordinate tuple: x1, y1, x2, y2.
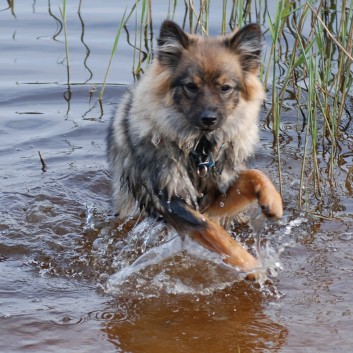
(1, 1, 353, 352)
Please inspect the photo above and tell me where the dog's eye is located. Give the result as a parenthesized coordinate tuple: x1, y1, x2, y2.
(221, 85, 232, 93)
(184, 82, 198, 92)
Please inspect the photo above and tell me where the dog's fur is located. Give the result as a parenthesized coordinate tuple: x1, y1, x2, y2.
(107, 20, 283, 277)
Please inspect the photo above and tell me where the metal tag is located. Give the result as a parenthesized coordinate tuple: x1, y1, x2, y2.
(197, 164, 208, 177)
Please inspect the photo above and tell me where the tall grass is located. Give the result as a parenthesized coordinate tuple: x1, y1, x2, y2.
(287, 1, 353, 206)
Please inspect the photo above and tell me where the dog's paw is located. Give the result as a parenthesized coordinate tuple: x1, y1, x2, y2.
(257, 187, 283, 219)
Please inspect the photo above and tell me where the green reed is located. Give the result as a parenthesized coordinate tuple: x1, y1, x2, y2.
(99, 10, 127, 101)
(167, 0, 178, 20)
(59, 0, 70, 101)
(132, 0, 152, 79)
(265, 0, 292, 196)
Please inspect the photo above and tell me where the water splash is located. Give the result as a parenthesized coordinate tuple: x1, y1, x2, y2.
(84, 203, 98, 231)
(103, 219, 243, 297)
(108, 232, 183, 285)
(248, 209, 307, 295)
(103, 211, 306, 298)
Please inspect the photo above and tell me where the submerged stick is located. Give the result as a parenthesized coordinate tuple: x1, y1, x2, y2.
(38, 151, 47, 172)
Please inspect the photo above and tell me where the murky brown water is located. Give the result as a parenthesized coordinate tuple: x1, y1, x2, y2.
(1, 1, 353, 352)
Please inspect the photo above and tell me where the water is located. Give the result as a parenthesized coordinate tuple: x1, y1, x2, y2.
(2, 1, 353, 352)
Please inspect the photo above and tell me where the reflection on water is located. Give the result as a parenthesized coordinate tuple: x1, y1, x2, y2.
(103, 286, 288, 353)
(1, 1, 353, 353)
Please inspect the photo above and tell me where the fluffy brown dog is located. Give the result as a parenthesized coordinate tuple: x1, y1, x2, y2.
(107, 20, 283, 278)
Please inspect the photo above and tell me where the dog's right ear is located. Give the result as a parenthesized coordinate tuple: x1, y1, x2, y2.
(157, 20, 190, 68)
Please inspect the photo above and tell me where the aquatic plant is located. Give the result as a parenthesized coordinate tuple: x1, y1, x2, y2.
(99, 10, 127, 101)
(59, 0, 71, 102)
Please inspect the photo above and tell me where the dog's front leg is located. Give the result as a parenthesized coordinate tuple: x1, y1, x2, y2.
(206, 169, 283, 219)
(162, 198, 259, 277)
(190, 218, 259, 276)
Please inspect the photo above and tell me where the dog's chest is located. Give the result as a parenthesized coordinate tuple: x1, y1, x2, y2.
(185, 137, 236, 209)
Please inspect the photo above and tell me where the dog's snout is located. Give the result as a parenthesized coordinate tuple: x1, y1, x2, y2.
(200, 111, 218, 128)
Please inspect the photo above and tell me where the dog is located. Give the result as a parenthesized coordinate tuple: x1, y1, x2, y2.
(107, 20, 283, 278)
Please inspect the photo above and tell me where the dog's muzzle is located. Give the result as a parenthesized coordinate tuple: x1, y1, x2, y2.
(199, 111, 219, 130)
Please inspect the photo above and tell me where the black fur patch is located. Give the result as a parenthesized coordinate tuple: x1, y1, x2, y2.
(160, 195, 206, 231)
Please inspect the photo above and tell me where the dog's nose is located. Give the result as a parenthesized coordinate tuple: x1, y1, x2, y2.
(200, 111, 218, 127)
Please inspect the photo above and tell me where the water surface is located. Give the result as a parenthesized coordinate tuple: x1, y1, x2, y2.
(1, 1, 353, 352)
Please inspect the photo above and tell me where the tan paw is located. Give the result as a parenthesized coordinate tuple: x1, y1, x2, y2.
(257, 186, 283, 219)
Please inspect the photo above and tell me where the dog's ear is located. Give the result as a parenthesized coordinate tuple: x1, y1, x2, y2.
(157, 20, 190, 67)
(225, 24, 263, 73)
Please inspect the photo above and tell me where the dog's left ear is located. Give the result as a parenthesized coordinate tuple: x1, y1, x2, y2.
(225, 24, 263, 73)
(157, 20, 190, 68)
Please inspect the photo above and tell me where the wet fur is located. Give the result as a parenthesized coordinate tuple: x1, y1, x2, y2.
(107, 21, 282, 275)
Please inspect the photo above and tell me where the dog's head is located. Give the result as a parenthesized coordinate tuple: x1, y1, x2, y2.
(156, 20, 264, 133)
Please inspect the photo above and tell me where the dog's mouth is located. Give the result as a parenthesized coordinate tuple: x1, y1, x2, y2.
(201, 126, 218, 132)
(200, 120, 223, 132)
